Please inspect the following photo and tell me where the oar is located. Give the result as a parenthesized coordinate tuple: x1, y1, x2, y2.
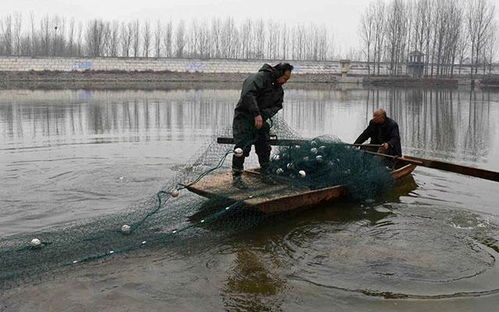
(363, 151, 499, 183)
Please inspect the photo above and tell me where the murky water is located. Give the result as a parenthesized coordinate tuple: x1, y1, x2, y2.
(1, 86, 499, 311)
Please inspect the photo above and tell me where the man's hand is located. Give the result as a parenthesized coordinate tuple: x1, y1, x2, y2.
(254, 115, 263, 129)
(382, 143, 390, 150)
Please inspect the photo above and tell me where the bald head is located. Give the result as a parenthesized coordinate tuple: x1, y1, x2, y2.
(373, 109, 387, 124)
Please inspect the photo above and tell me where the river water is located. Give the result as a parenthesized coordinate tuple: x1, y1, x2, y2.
(1, 86, 499, 311)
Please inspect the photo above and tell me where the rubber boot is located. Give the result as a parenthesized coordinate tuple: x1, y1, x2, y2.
(260, 164, 278, 185)
(232, 170, 248, 189)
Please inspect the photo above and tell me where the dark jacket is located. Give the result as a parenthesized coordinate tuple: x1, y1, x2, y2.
(234, 64, 284, 121)
(354, 117, 402, 156)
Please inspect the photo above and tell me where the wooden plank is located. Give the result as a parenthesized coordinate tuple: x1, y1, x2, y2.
(184, 171, 309, 206)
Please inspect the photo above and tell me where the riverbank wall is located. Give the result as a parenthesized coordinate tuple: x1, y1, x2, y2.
(0, 56, 497, 88)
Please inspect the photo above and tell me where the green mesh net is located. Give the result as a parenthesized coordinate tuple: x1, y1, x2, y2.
(0, 117, 395, 287)
(267, 136, 394, 200)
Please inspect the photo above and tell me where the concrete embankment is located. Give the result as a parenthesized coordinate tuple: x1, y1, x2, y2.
(0, 56, 496, 89)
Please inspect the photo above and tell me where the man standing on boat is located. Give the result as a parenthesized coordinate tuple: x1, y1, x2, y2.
(354, 109, 402, 156)
(232, 63, 294, 188)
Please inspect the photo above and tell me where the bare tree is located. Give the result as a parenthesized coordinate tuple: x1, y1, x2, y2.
(75, 21, 84, 56)
(385, 0, 408, 76)
(373, 0, 386, 75)
(86, 19, 106, 57)
(29, 13, 38, 56)
(143, 21, 151, 57)
(360, 3, 376, 74)
(198, 21, 211, 58)
(483, 21, 497, 74)
(107, 21, 119, 57)
(154, 20, 161, 57)
(188, 19, 200, 57)
(40, 16, 50, 56)
(467, 0, 496, 77)
(0, 8, 495, 67)
(254, 19, 265, 59)
(447, 1, 464, 76)
(239, 19, 252, 59)
(13, 13, 22, 55)
(163, 21, 173, 58)
(267, 21, 279, 59)
(175, 20, 185, 58)
(120, 22, 132, 57)
(220, 17, 237, 58)
(281, 24, 287, 59)
(132, 20, 140, 57)
(1, 15, 13, 55)
(210, 18, 222, 58)
(67, 18, 75, 56)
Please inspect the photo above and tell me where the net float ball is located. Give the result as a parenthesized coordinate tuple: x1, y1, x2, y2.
(287, 163, 294, 169)
(171, 189, 180, 197)
(316, 155, 324, 162)
(121, 224, 131, 234)
(311, 140, 318, 146)
(310, 148, 318, 154)
(30, 238, 42, 248)
(299, 170, 306, 178)
(294, 145, 301, 149)
(234, 148, 244, 157)
(303, 156, 309, 162)
(319, 145, 326, 151)
(272, 154, 280, 161)
(276, 168, 284, 175)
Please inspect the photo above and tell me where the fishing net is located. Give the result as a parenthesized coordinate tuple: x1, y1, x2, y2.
(0, 116, 395, 287)
(267, 136, 394, 200)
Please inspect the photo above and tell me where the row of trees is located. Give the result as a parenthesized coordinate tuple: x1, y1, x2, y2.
(0, 15, 333, 61)
(359, 0, 497, 77)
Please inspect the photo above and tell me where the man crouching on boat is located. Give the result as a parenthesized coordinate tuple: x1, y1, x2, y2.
(232, 63, 294, 189)
(354, 109, 402, 157)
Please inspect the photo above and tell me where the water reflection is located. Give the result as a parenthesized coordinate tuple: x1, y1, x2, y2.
(369, 88, 493, 162)
(0, 90, 238, 149)
(222, 249, 286, 311)
(0, 88, 497, 168)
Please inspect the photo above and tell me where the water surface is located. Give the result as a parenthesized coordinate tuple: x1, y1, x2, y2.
(1, 86, 498, 311)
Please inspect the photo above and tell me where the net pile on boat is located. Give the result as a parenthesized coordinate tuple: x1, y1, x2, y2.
(267, 136, 394, 200)
(0, 117, 394, 286)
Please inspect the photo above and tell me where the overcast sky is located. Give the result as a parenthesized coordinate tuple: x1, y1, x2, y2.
(4, 0, 374, 54)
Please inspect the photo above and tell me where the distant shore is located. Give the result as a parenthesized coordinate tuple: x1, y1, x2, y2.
(0, 70, 492, 90)
(0, 71, 339, 90)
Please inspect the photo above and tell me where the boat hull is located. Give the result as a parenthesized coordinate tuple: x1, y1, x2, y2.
(185, 162, 417, 213)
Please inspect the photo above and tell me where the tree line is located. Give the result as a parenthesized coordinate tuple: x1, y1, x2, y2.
(0, 15, 333, 61)
(359, 0, 497, 77)
(1, 1, 497, 77)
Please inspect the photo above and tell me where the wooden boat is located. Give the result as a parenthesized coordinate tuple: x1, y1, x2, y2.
(185, 160, 417, 214)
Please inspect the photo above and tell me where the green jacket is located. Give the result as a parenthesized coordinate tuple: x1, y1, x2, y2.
(234, 64, 284, 121)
